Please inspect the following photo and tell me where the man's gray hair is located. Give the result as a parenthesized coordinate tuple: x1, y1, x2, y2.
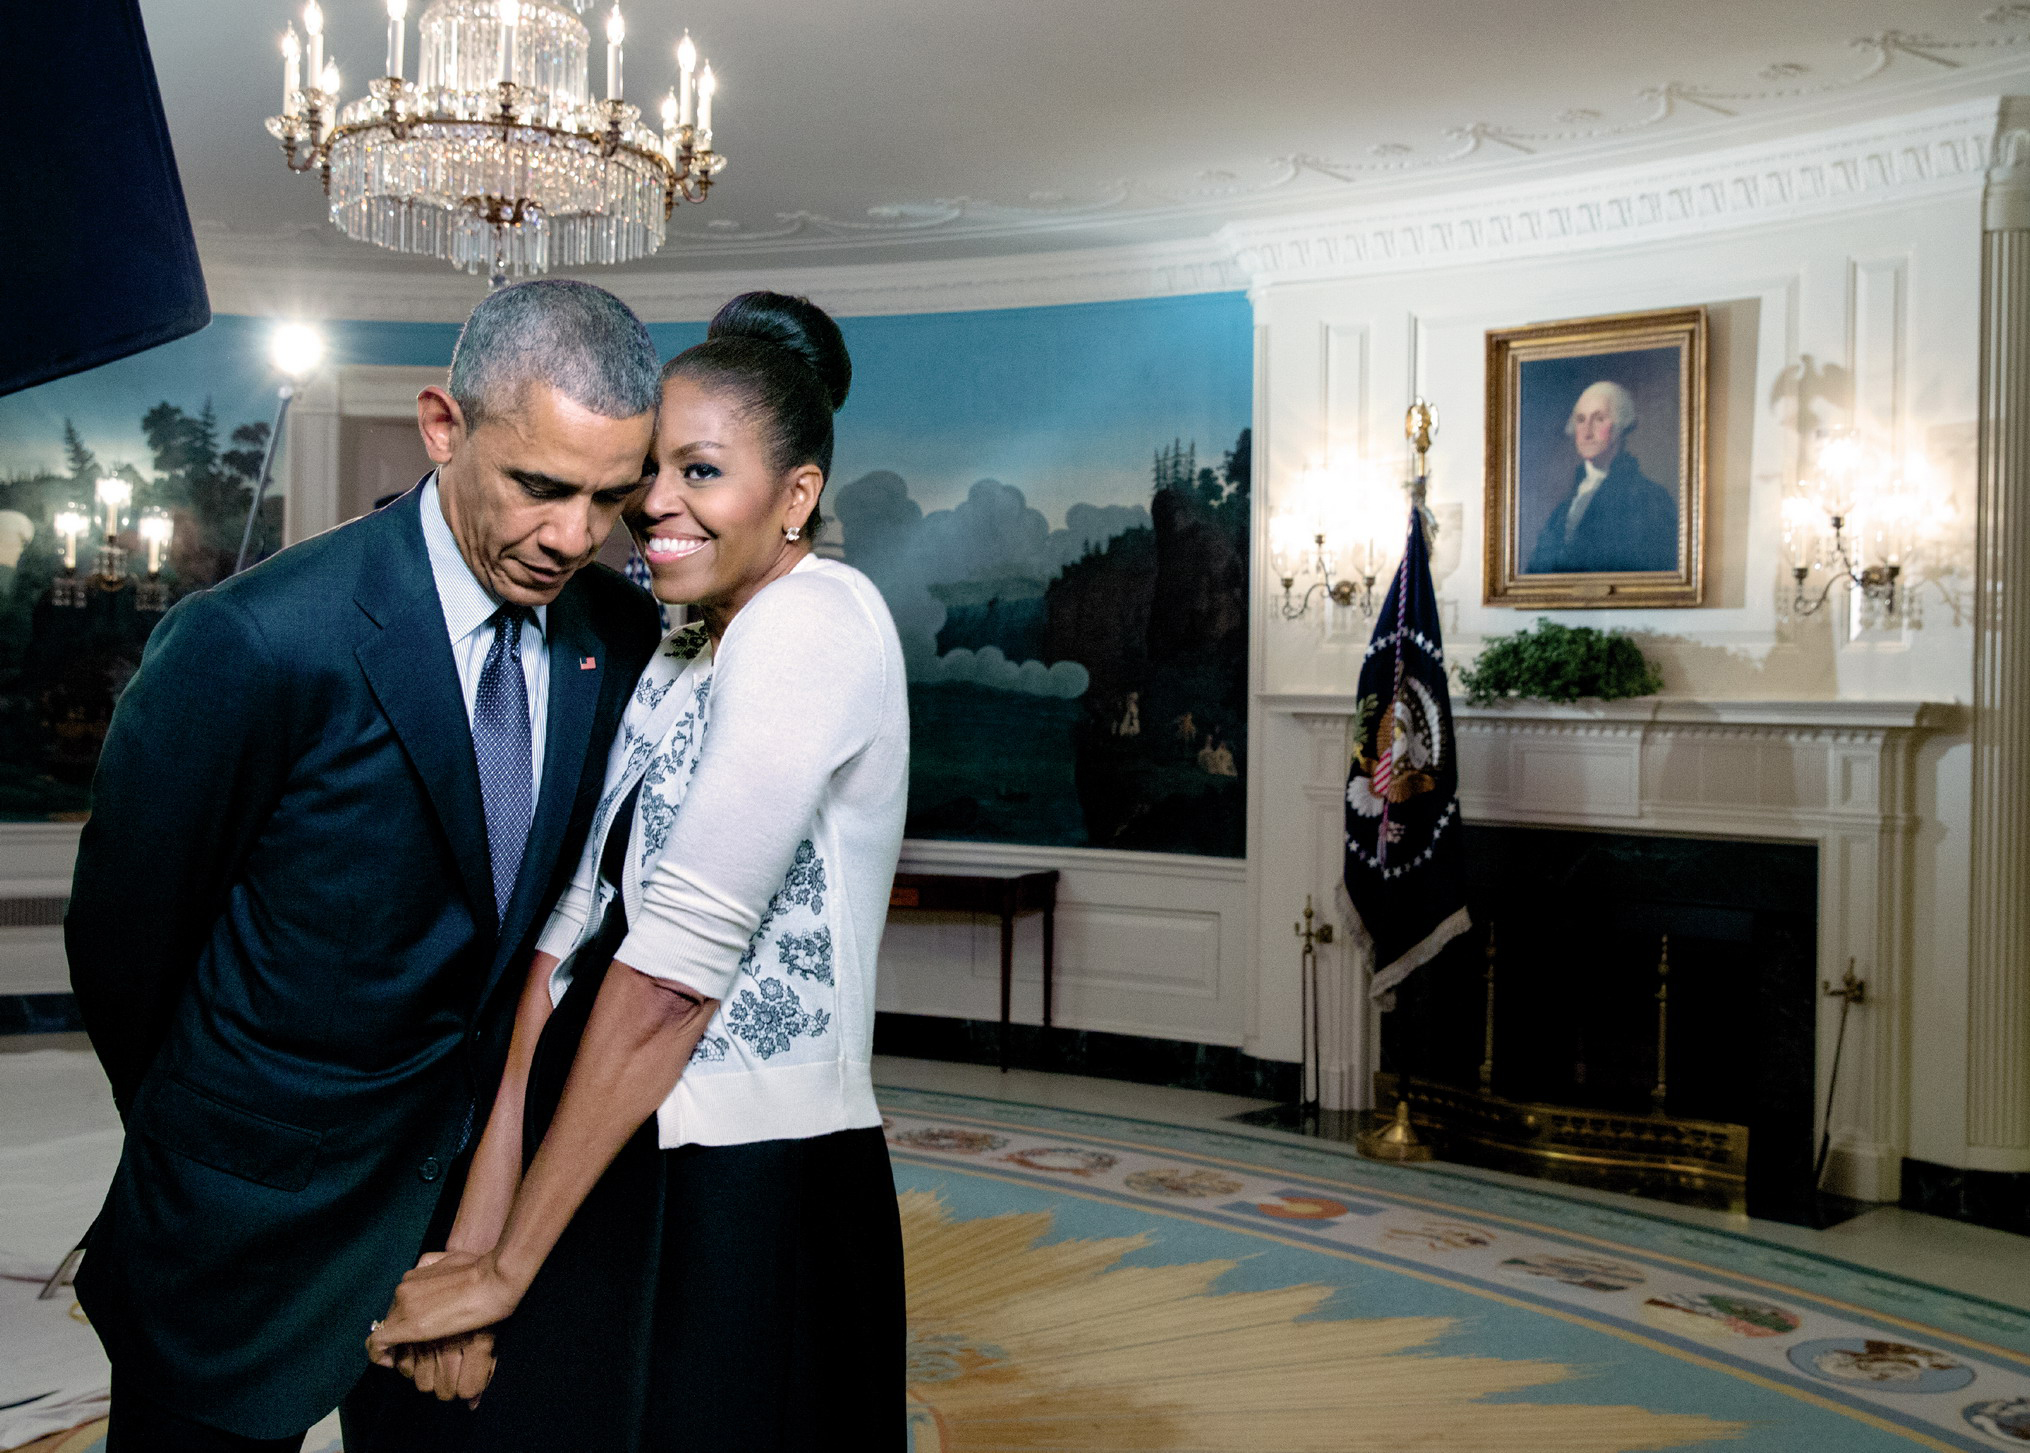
(1565, 379, 1637, 437)
(448, 279, 661, 426)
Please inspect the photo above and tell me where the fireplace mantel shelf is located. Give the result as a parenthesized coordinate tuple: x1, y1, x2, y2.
(1261, 693, 1960, 733)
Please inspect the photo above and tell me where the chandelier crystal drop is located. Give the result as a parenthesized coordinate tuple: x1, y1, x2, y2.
(265, 0, 725, 282)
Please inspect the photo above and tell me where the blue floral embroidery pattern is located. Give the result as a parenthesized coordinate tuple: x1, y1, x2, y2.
(633, 675, 674, 711)
(778, 927, 834, 984)
(634, 679, 716, 866)
(663, 628, 708, 662)
(734, 840, 831, 973)
(726, 977, 831, 1059)
(779, 840, 827, 912)
(593, 735, 654, 830)
(690, 1034, 729, 1064)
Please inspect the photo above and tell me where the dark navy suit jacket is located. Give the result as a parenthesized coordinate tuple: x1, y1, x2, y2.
(66, 485, 661, 1437)
(1526, 450, 1679, 575)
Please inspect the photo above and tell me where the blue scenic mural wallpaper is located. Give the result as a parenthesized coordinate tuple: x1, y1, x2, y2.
(0, 292, 1253, 856)
(829, 294, 1253, 858)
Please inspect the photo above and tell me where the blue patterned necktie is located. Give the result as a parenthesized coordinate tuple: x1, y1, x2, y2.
(474, 605, 535, 923)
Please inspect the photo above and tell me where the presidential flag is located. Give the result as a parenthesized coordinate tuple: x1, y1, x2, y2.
(1342, 508, 1471, 1000)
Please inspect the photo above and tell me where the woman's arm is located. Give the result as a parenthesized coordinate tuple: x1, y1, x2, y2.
(445, 949, 559, 1254)
(367, 961, 716, 1355)
(382, 948, 556, 1401)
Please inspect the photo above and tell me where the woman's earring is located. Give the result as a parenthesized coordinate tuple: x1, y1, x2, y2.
(784, 525, 802, 542)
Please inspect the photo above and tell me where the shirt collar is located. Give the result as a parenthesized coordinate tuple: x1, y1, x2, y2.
(1578, 459, 1609, 492)
(420, 473, 548, 644)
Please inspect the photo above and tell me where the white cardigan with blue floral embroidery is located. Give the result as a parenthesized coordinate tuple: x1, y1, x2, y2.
(535, 556, 908, 1148)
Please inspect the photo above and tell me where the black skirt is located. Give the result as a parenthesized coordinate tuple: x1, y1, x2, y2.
(345, 919, 906, 1452)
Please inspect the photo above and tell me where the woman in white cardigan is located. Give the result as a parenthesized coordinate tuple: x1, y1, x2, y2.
(363, 292, 908, 1450)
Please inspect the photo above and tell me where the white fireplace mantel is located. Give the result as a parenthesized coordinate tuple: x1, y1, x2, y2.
(1259, 692, 1959, 1203)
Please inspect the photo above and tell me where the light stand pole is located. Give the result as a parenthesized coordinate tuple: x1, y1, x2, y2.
(233, 383, 295, 576)
(232, 322, 324, 577)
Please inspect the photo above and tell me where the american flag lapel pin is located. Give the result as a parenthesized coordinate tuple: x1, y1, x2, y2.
(579, 656, 598, 671)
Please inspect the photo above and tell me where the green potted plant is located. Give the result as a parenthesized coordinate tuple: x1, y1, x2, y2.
(1458, 618, 1664, 706)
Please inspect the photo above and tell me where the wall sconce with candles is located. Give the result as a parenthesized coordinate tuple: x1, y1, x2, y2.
(1270, 399, 1439, 621)
(49, 477, 172, 612)
(1783, 430, 1950, 618)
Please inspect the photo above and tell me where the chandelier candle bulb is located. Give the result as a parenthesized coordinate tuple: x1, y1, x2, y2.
(697, 61, 714, 135)
(303, 0, 323, 92)
(676, 30, 696, 124)
(320, 61, 340, 100)
(497, 0, 519, 83)
(282, 27, 301, 111)
(386, 0, 407, 80)
(605, 6, 623, 98)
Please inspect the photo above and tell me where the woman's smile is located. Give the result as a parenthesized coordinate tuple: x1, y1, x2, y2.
(642, 533, 709, 562)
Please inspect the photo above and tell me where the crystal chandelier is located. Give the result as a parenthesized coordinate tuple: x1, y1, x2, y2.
(265, 0, 724, 283)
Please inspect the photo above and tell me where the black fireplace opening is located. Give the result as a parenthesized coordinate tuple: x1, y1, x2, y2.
(1382, 824, 1822, 1225)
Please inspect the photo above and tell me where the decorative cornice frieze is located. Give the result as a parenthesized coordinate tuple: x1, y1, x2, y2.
(1224, 97, 2013, 287)
(198, 233, 1246, 324)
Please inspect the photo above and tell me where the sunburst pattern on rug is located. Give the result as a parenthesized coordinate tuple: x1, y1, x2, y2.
(899, 1190, 1741, 1451)
(884, 1090, 2030, 1453)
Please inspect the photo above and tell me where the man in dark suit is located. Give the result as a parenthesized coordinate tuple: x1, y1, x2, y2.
(1527, 379, 1679, 575)
(66, 279, 666, 1451)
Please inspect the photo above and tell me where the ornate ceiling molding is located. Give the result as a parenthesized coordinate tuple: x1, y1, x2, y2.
(627, 19, 2030, 258)
(197, 234, 1247, 324)
(201, 97, 2026, 321)
(1224, 96, 2012, 287)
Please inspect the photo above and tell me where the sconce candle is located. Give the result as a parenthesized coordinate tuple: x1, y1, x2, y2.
(139, 511, 174, 577)
(53, 506, 87, 572)
(1785, 430, 1947, 616)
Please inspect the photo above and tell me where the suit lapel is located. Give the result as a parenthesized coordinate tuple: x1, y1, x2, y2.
(353, 490, 498, 951)
(484, 579, 607, 999)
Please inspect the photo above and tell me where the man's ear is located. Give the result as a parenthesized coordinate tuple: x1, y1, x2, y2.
(417, 386, 468, 467)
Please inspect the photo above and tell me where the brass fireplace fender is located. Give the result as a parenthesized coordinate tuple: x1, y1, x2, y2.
(1373, 1072, 1751, 1214)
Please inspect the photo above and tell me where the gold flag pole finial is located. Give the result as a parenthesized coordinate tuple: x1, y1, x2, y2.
(1404, 397, 1439, 523)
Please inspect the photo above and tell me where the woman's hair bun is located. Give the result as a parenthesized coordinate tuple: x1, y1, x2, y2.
(706, 291, 851, 412)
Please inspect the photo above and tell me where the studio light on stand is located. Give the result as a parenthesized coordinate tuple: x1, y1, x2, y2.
(235, 322, 327, 577)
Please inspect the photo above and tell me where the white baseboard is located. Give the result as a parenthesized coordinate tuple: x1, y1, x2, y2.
(0, 928, 69, 996)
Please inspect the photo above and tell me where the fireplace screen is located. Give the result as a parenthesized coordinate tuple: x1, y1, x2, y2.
(1379, 825, 1819, 1223)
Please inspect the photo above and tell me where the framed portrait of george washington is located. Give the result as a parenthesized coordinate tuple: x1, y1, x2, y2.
(1484, 307, 1706, 608)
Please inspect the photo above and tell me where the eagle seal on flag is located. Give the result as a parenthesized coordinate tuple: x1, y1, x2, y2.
(1341, 508, 1471, 1001)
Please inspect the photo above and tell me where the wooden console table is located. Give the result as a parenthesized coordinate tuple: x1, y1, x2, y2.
(889, 867, 1059, 1070)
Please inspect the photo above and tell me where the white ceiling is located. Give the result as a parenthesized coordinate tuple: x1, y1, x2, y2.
(142, 0, 2030, 273)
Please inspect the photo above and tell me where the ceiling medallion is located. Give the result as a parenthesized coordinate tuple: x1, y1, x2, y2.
(265, 0, 725, 284)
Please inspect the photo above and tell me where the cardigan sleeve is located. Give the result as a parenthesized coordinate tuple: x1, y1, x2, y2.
(534, 829, 600, 960)
(617, 570, 885, 1000)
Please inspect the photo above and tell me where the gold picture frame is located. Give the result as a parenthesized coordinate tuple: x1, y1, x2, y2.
(1484, 306, 1706, 608)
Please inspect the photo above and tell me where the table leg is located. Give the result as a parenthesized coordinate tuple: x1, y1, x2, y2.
(1041, 903, 1055, 1030)
(999, 905, 1015, 1072)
